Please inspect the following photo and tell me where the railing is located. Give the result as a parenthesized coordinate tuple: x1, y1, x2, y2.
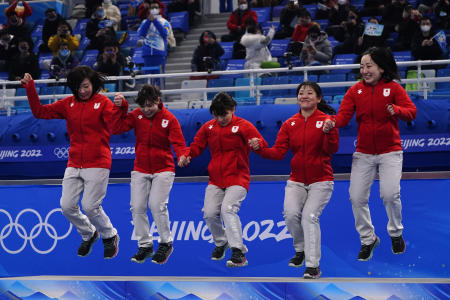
(2, 59, 450, 116)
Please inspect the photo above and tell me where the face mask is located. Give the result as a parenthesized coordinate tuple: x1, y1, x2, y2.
(97, 10, 104, 17)
(338, 0, 346, 5)
(309, 34, 318, 41)
(10, 18, 18, 25)
(151, 8, 160, 15)
(105, 49, 115, 54)
(60, 49, 70, 57)
(19, 46, 28, 52)
(239, 4, 248, 10)
(48, 15, 57, 21)
(420, 25, 431, 32)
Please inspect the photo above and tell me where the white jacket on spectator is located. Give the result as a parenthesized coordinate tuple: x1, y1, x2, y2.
(240, 27, 275, 70)
(103, 0, 122, 31)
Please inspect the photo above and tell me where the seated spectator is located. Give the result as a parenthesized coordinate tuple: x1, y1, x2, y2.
(360, 0, 385, 17)
(354, 17, 387, 56)
(138, 0, 167, 20)
(95, 40, 126, 76)
(0, 30, 18, 72)
(240, 20, 275, 69)
(8, 38, 39, 81)
(221, 0, 258, 42)
(41, 8, 73, 53)
(86, 5, 117, 51)
(48, 22, 79, 56)
(85, 0, 102, 18)
(102, 0, 122, 31)
(333, 7, 364, 54)
(325, 0, 358, 37)
(411, 16, 444, 63)
(382, 0, 410, 34)
(168, 0, 201, 26)
(5, 10, 32, 45)
(138, 0, 170, 70)
(4, 0, 31, 26)
(191, 31, 224, 72)
(392, 5, 421, 51)
(300, 24, 332, 67)
(289, 9, 318, 56)
(435, 0, 450, 30)
(274, 0, 303, 39)
(49, 42, 79, 80)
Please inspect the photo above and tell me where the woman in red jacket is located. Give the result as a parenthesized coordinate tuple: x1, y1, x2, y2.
(21, 66, 119, 259)
(323, 47, 417, 261)
(249, 81, 339, 279)
(178, 92, 267, 267)
(113, 85, 187, 265)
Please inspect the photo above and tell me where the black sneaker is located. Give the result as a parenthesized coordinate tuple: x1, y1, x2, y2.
(211, 243, 229, 260)
(226, 248, 248, 267)
(358, 236, 380, 261)
(391, 235, 406, 254)
(152, 243, 173, 264)
(303, 267, 321, 279)
(77, 231, 99, 257)
(288, 251, 305, 268)
(131, 246, 154, 263)
(103, 234, 119, 259)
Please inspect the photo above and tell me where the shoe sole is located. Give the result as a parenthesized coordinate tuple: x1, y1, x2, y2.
(104, 235, 120, 259)
(151, 247, 173, 265)
(226, 259, 248, 268)
(303, 270, 322, 279)
(358, 237, 380, 261)
(131, 251, 155, 264)
(211, 244, 230, 261)
(288, 261, 304, 268)
(77, 233, 99, 257)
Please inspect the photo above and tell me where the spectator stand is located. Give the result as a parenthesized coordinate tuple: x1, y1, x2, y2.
(252, 7, 271, 24)
(219, 41, 234, 70)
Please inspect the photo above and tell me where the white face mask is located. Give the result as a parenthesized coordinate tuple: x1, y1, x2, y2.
(420, 25, 431, 32)
(239, 4, 248, 10)
(150, 8, 160, 15)
(338, 0, 346, 5)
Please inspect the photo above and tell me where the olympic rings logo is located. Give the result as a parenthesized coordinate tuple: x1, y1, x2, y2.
(0, 208, 72, 254)
(54, 147, 69, 159)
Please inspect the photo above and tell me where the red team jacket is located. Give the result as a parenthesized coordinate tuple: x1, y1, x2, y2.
(257, 109, 339, 185)
(227, 10, 258, 34)
(187, 115, 267, 191)
(113, 100, 186, 174)
(335, 79, 417, 154)
(23, 80, 114, 169)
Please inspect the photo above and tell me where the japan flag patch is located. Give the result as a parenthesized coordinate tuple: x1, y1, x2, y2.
(161, 119, 169, 128)
(232, 126, 239, 133)
(316, 121, 323, 128)
(383, 88, 391, 97)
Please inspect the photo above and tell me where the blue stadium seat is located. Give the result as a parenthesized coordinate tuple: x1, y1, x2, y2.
(120, 31, 140, 47)
(104, 83, 116, 92)
(219, 41, 234, 69)
(15, 88, 27, 96)
(235, 77, 262, 98)
(261, 21, 280, 35)
(436, 68, 450, 89)
(80, 49, 99, 67)
(78, 36, 90, 51)
(39, 70, 51, 80)
(319, 73, 347, 95)
(208, 78, 235, 98)
(272, 5, 284, 18)
(393, 51, 412, 70)
(253, 7, 271, 23)
(38, 52, 53, 69)
(222, 59, 246, 79)
(262, 76, 290, 97)
(316, 19, 329, 30)
(31, 23, 43, 38)
(169, 11, 189, 33)
(131, 47, 144, 66)
(235, 97, 256, 105)
(269, 39, 290, 58)
(73, 18, 90, 36)
(40, 86, 65, 95)
(121, 16, 141, 31)
(303, 4, 317, 18)
(331, 53, 357, 74)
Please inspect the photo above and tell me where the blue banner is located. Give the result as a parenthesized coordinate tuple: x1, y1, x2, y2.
(0, 179, 449, 278)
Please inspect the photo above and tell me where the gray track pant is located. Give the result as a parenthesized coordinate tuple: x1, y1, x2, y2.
(203, 184, 248, 253)
(60, 167, 117, 241)
(349, 151, 404, 245)
(284, 180, 333, 268)
(130, 171, 175, 248)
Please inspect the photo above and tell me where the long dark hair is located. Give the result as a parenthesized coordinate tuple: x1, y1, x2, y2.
(361, 47, 400, 82)
(296, 81, 336, 115)
(66, 66, 106, 101)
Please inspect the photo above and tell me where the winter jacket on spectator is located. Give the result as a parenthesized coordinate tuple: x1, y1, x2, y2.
(138, 15, 169, 58)
(226, 8, 258, 36)
(4, 0, 31, 25)
(240, 26, 275, 69)
(191, 31, 224, 72)
(48, 34, 79, 56)
(301, 30, 332, 65)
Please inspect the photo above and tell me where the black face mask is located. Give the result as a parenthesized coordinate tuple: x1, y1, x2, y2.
(310, 34, 318, 41)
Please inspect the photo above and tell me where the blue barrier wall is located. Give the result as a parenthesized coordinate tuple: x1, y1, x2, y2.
(0, 179, 449, 278)
(0, 99, 449, 179)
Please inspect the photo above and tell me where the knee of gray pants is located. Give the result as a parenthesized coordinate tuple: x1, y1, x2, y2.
(301, 211, 319, 226)
(81, 199, 101, 218)
(283, 210, 301, 223)
(149, 201, 167, 215)
(60, 196, 78, 216)
(380, 188, 400, 205)
(349, 190, 369, 208)
(202, 206, 220, 220)
(131, 201, 148, 215)
(220, 202, 240, 216)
